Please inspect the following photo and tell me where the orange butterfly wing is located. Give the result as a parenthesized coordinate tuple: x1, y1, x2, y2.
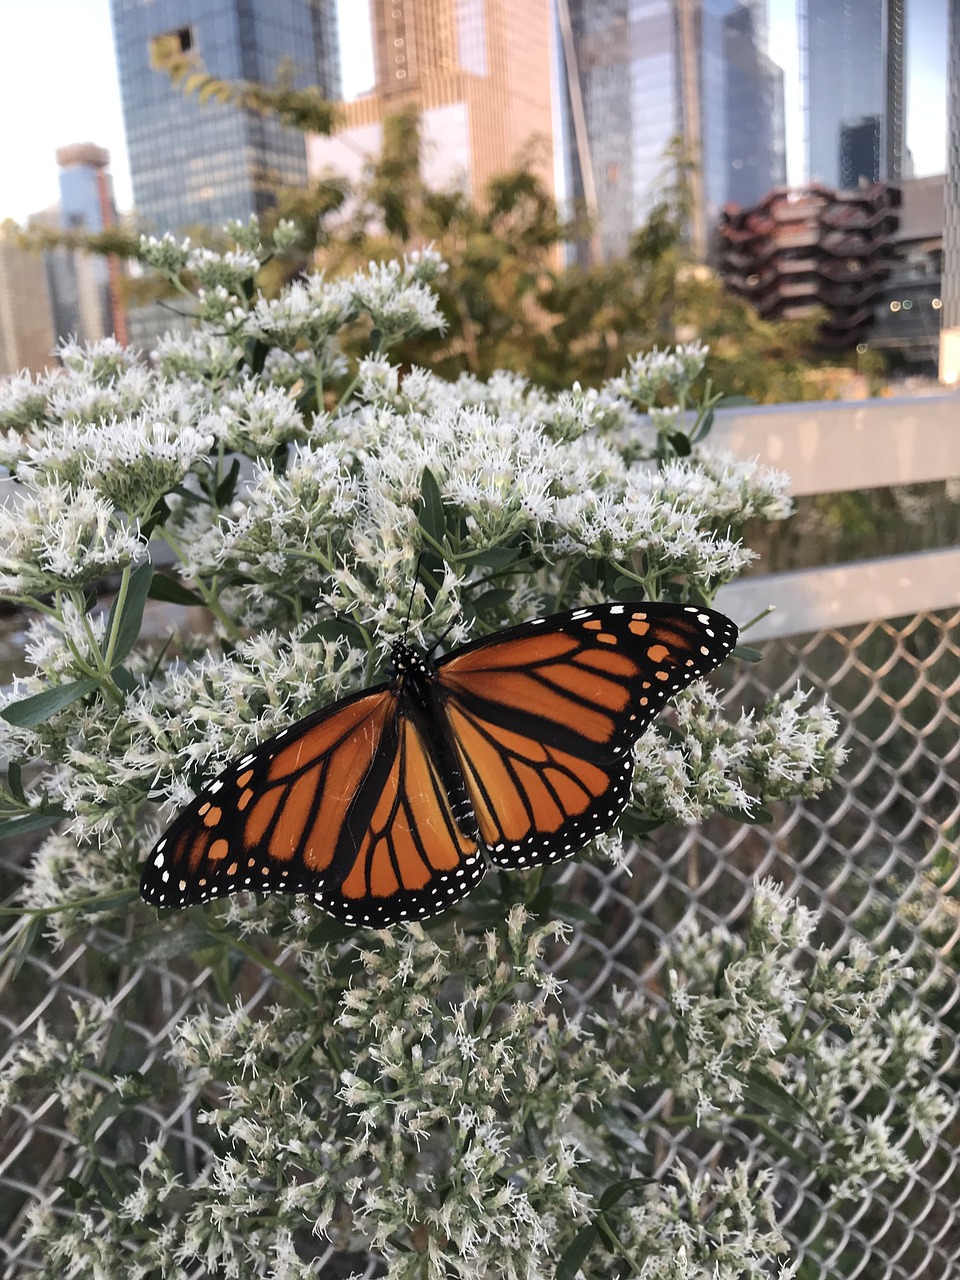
(141, 602, 737, 927)
(142, 686, 396, 907)
(141, 682, 485, 923)
(434, 603, 738, 871)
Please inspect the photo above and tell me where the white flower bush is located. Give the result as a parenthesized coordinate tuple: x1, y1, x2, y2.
(0, 223, 946, 1277)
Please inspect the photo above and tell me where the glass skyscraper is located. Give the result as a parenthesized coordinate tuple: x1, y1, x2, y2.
(802, 0, 905, 188)
(558, 0, 785, 262)
(109, 0, 341, 237)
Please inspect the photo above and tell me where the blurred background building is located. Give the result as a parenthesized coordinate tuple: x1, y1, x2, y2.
(308, 0, 556, 207)
(717, 181, 900, 349)
(109, 0, 341, 345)
(870, 174, 945, 369)
(46, 143, 128, 348)
(110, 0, 341, 235)
(0, 231, 56, 378)
(801, 0, 905, 189)
(556, 0, 786, 263)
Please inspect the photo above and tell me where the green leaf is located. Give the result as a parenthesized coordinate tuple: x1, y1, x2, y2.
(417, 466, 446, 546)
(732, 643, 763, 663)
(743, 1067, 816, 1131)
(12, 914, 44, 977)
(105, 562, 154, 669)
(0, 808, 67, 841)
(612, 576, 645, 601)
(78, 1092, 127, 1144)
(6, 762, 25, 805)
(668, 430, 692, 457)
(461, 544, 521, 569)
(306, 917, 358, 948)
(619, 811, 665, 839)
(111, 665, 139, 696)
(111, 922, 219, 964)
(714, 394, 756, 409)
(148, 572, 207, 608)
(598, 1175, 651, 1212)
(468, 586, 514, 617)
(1, 678, 99, 727)
(556, 1224, 601, 1280)
(215, 458, 242, 507)
(300, 616, 368, 649)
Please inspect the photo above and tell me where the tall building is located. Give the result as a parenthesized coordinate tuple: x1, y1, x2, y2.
(557, 0, 786, 263)
(52, 144, 128, 346)
(110, 0, 341, 236)
(0, 230, 57, 378)
(801, 0, 905, 189)
(308, 1, 556, 207)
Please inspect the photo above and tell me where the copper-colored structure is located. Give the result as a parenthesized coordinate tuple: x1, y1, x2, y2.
(717, 182, 900, 349)
(337, 0, 556, 204)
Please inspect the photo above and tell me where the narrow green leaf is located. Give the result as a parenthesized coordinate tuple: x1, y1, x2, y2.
(732, 643, 764, 663)
(714, 394, 756, 409)
(461, 545, 521, 569)
(0, 809, 67, 840)
(556, 1224, 601, 1280)
(691, 407, 716, 443)
(418, 466, 446, 545)
(6, 762, 25, 804)
(79, 1092, 126, 1144)
(612, 576, 645, 601)
(1, 678, 99, 728)
(111, 665, 139, 696)
(106, 562, 154, 669)
(619, 811, 665, 839)
(743, 1067, 816, 1130)
(468, 587, 514, 616)
(306, 918, 358, 948)
(215, 458, 242, 507)
(12, 914, 44, 977)
(717, 803, 774, 826)
(300, 616, 368, 649)
(598, 1175, 651, 1212)
(111, 922, 219, 964)
(148, 573, 207, 608)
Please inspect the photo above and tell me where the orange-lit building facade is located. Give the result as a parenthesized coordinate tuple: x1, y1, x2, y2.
(309, 0, 557, 205)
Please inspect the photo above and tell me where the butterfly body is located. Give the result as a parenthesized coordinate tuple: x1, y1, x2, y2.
(141, 602, 738, 927)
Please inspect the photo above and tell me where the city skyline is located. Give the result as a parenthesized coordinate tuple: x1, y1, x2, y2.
(0, 0, 950, 227)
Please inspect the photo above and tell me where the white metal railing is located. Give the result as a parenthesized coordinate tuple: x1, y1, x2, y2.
(712, 393, 960, 638)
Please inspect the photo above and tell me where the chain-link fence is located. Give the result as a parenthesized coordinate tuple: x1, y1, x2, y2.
(2, 606, 958, 1278)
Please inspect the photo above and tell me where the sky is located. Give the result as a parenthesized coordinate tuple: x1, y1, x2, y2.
(0, 0, 949, 226)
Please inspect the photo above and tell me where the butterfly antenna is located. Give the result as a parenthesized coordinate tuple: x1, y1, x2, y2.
(401, 550, 427, 641)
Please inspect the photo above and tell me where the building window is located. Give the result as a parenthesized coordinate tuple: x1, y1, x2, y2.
(149, 27, 195, 70)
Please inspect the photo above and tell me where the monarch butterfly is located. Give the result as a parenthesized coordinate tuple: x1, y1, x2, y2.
(141, 602, 738, 927)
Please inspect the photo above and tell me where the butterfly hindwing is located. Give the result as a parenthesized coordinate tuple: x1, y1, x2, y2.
(311, 695, 485, 926)
(434, 603, 738, 871)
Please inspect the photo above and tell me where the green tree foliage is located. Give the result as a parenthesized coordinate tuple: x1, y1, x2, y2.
(14, 58, 831, 402)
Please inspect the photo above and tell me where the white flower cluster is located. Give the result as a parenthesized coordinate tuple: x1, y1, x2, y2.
(606, 880, 953, 1192)
(611, 341, 709, 407)
(3, 888, 948, 1277)
(630, 685, 846, 824)
(0, 231, 891, 1277)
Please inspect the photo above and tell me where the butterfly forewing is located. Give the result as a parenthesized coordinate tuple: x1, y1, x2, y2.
(434, 603, 738, 871)
(141, 685, 397, 907)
